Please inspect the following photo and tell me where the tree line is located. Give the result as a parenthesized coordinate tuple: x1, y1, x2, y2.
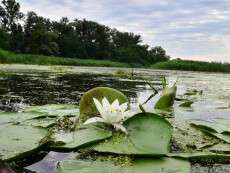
(0, 0, 170, 65)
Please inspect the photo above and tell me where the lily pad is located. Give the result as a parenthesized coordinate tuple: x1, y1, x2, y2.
(201, 129, 230, 143)
(91, 113, 172, 155)
(0, 111, 46, 126)
(190, 119, 230, 143)
(51, 125, 112, 150)
(79, 87, 128, 121)
(168, 152, 230, 160)
(22, 117, 57, 128)
(24, 104, 79, 117)
(154, 85, 177, 109)
(58, 158, 190, 173)
(171, 120, 219, 152)
(0, 124, 47, 161)
(208, 143, 230, 153)
(190, 119, 230, 134)
(179, 101, 194, 107)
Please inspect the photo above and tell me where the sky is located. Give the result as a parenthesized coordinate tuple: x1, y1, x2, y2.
(18, 0, 230, 62)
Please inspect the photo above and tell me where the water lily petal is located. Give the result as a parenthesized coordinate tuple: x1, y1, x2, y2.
(84, 117, 105, 124)
(102, 97, 110, 109)
(113, 123, 128, 134)
(93, 98, 104, 115)
(112, 99, 119, 109)
(120, 102, 128, 112)
(107, 111, 121, 123)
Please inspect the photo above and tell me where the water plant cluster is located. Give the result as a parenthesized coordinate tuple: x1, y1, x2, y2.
(0, 79, 230, 173)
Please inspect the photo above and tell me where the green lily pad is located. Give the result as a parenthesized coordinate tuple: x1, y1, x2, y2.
(79, 87, 128, 121)
(22, 117, 57, 128)
(214, 118, 230, 127)
(155, 85, 177, 109)
(171, 120, 219, 152)
(91, 113, 172, 155)
(58, 158, 190, 173)
(168, 152, 230, 160)
(190, 119, 230, 143)
(190, 119, 230, 134)
(201, 129, 230, 143)
(179, 101, 194, 107)
(208, 143, 230, 153)
(0, 112, 46, 126)
(24, 104, 79, 117)
(0, 124, 47, 161)
(51, 125, 112, 150)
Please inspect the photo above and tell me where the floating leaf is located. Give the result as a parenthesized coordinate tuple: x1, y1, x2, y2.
(172, 121, 219, 152)
(190, 119, 230, 143)
(91, 113, 172, 155)
(179, 101, 193, 107)
(24, 104, 79, 117)
(0, 111, 45, 126)
(22, 117, 57, 128)
(0, 124, 47, 161)
(154, 85, 177, 109)
(214, 118, 230, 127)
(51, 125, 112, 150)
(58, 158, 190, 173)
(201, 129, 230, 143)
(79, 87, 128, 121)
(168, 152, 230, 160)
(208, 143, 230, 153)
(190, 119, 230, 134)
(184, 89, 202, 96)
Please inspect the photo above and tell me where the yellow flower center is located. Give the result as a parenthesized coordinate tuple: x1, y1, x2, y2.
(109, 107, 121, 113)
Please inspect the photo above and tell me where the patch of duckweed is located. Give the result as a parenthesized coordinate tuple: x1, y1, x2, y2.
(171, 120, 220, 152)
(96, 155, 133, 167)
(55, 116, 75, 131)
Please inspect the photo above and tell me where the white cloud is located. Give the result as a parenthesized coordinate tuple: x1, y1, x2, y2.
(17, 0, 230, 62)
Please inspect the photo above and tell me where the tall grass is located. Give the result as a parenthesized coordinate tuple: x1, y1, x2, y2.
(150, 59, 230, 73)
(0, 49, 128, 67)
(1, 49, 230, 73)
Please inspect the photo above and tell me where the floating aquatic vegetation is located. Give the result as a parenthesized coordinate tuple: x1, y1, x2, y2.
(168, 152, 230, 161)
(179, 101, 194, 107)
(50, 124, 112, 151)
(21, 117, 57, 128)
(208, 143, 230, 154)
(1, 81, 229, 173)
(0, 111, 46, 126)
(24, 104, 79, 117)
(184, 89, 203, 96)
(190, 119, 230, 134)
(0, 124, 48, 161)
(190, 119, 230, 143)
(90, 113, 172, 155)
(57, 158, 191, 173)
(171, 120, 219, 152)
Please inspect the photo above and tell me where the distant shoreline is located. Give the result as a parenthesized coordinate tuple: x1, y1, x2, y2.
(1, 49, 230, 74)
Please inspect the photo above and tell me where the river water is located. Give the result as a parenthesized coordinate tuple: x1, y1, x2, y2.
(0, 64, 230, 173)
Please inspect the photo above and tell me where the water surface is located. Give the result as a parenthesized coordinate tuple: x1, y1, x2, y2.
(0, 64, 230, 173)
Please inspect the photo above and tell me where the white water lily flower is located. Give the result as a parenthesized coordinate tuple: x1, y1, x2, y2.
(84, 97, 131, 134)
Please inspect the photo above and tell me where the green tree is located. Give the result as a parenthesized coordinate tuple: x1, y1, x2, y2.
(24, 11, 59, 55)
(0, 0, 23, 31)
(0, 28, 10, 49)
(148, 46, 170, 63)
